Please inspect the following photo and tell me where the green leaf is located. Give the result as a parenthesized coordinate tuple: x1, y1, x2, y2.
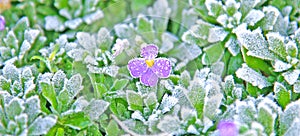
(257, 105, 276, 135)
(110, 79, 129, 91)
(24, 96, 41, 124)
(137, 15, 155, 42)
(40, 82, 58, 111)
(6, 98, 24, 120)
(126, 90, 143, 111)
(106, 120, 121, 136)
(144, 92, 158, 111)
(84, 100, 110, 121)
(274, 82, 290, 108)
(202, 42, 224, 65)
(186, 83, 206, 118)
(266, 32, 287, 59)
(62, 112, 91, 130)
(279, 100, 300, 135)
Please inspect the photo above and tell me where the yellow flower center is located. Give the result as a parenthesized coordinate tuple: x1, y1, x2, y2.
(145, 59, 154, 67)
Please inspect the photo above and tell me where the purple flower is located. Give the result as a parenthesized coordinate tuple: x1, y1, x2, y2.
(217, 121, 238, 136)
(0, 15, 5, 31)
(127, 44, 171, 86)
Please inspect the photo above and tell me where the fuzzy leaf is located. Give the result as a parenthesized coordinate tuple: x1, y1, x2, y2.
(84, 99, 109, 121)
(274, 82, 290, 108)
(126, 90, 143, 111)
(28, 115, 57, 135)
(282, 70, 300, 85)
(279, 100, 300, 135)
(157, 115, 180, 133)
(65, 74, 83, 98)
(236, 64, 271, 89)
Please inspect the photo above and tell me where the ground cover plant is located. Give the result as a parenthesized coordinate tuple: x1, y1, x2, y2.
(0, 0, 300, 135)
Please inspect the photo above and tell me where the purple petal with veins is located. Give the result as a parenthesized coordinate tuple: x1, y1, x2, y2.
(217, 121, 238, 136)
(141, 69, 158, 86)
(141, 44, 158, 59)
(0, 15, 5, 31)
(127, 58, 147, 78)
(152, 58, 171, 78)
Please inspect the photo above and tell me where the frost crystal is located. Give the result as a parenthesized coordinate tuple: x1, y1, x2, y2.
(236, 64, 271, 89)
(64, 18, 83, 29)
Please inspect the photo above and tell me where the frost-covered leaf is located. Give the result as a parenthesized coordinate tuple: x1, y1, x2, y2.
(157, 115, 180, 134)
(272, 60, 292, 72)
(144, 92, 158, 110)
(293, 81, 300, 93)
(202, 42, 224, 65)
(242, 9, 264, 26)
(274, 82, 290, 108)
(76, 32, 96, 52)
(0, 76, 10, 91)
(236, 64, 271, 89)
(62, 112, 91, 130)
(207, 27, 228, 43)
(266, 32, 287, 59)
(44, 16, 65, 31)
(168, 43, 202, 61)
(64, 18, 83, 29)
(286, 41, 298, 58)
(6, 97, 24, 120)
(160, 94, 178, 113)
(24, 29, 40, 45)
(84, 99, 109, 121)
(3, 63, 20, 81)
(114, 24, 135, 39)
(224, 0, 240, 16)
(19, 40, 31, 59)
(186, 82, 205, 118)
(282, 70, 300, 85)
(205, 0, 224, 17)
(24, 96, 41, 124)
(96, 27, 113, 50)
(111, 79, 129, 91)
(65, 74, 83, 99)
(283, 118, 300, 136)
(52, 70, 66, 92)
(261, 6, 280, 31)
(137, 14, 155, 41)
(279, 100, 300, 135)
(182, 20, 213, 47)
(160, 32, 178, 53)
(235, 100, 256, 125)
(126, 90, 143, 111)
(67, 49, 86, 61)
(40, 81, 58, 110)
(203, 87, 222, 119)
(180, 70, 191, 87)
(225, 36, 240, 56)
(235, 27, 277, 60)
(240, 0, 261, 15)
(28, 115, 57, 135)
(83, 9, 104, 25)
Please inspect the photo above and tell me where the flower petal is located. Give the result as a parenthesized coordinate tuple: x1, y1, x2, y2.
(0, 15, 5, 31)
(217, 121, 238, 136)
(152, 58, 171, 78)
(141, 69, 158, 86)
(141, 44, 158, 59)
(128, 58, 147, 78)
